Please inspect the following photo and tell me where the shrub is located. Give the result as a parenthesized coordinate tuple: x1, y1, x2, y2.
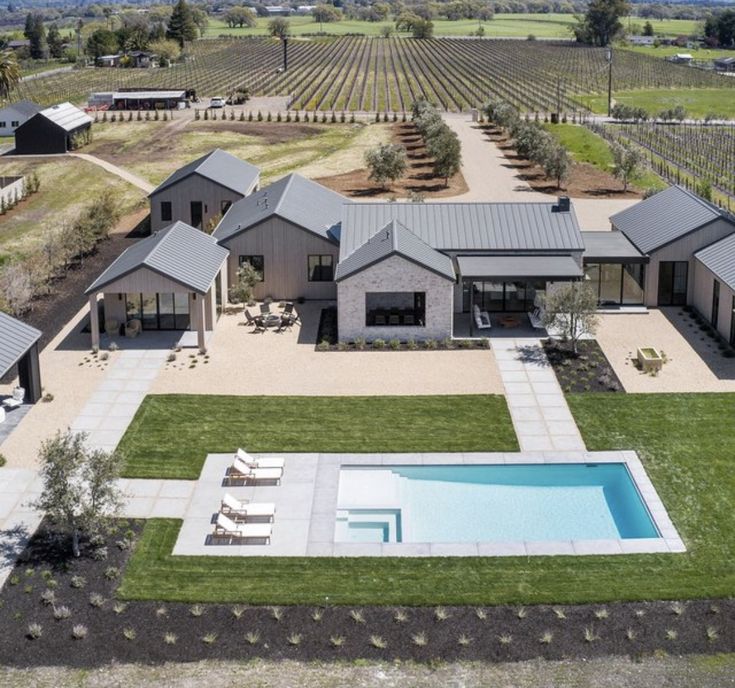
(123, 627, 136, 640)
(69, 575, 85, 589)
(245, 631, 260, 645)
(316, 339, 331, 351)
(189, 604, 205, 617)
(71, 624, 88, 640)
(164, 632, 178, 644)
(369, 634, 387, 648)
(26, 623, 42, 639)
(389, 338, 401, 350)
(53, 605, 71, 620)
(89, 593, 104, 608)
(330, 634, 345, 647)
(40, 588, 56, 606)
(371, 338, 386, 350)
(113, 602, 127, 614)
(353, 337, 366, 350)
(202, 632, 217, 644)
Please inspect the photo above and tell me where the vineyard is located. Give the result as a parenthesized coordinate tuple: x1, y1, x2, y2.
(595, 122, 735, 207)
(13, 37, 735, 114)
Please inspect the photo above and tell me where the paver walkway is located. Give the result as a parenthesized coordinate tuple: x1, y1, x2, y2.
(492, 338, 586, 452)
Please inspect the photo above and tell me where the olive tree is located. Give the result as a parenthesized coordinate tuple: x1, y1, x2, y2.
(229, 260, 261, 303)
(32, 431, 123, 558)
(365, 143, 407, 190)
(543, 143, 571, 189)
(612, 142, 642, 192)
(427, 130, 462, 186)
(542, 282, 599, 355)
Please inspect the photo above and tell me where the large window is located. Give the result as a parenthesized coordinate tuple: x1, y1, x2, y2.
(239, 255, 264, 281)
(190, 201, 203, 228)
(308, 255, 334, 282)
(365, 292, 425, 327)
(585, 263, 645, 306)
(712, 279, 720, 329)
(658, 261, 688, 306)
(465, 280, 545, 312)
(126, 293, 190, 330)
(160, 201, 172, 222)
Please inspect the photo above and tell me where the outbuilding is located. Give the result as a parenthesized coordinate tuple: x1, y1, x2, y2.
(0, 311, 42, 404)
(14, 102, 92, 155)
(0, 100, 41, 137)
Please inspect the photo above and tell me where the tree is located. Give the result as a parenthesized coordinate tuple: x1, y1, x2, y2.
(224, 6, 256, 28)
(46, 23, 64, 58)
(542, 282, 599, 355)
(543, 143, 570, 189)
(148, 38, 181, 66)
(427, 130, 462, 186)
(704, 9, 735, 48)
(611, 142, 641, 192)
(412, 17, 434, 38)
(268, 17, 290, 39)
(24, 12, 47, 59)
(572, 0, 629, 46)
(191, 6, 209, 37)
(395, 11, 420, 32)
(31, 431, 122, 558)
(0, 49, 20, 98)
(313, 4, 342, 28)
(364, 143, 407, 189)
(86, 29, 118, 60)
(230, 261, 261, 303)
(167, 0, 198, 47)
(642, 20, 654, 36)
(0, 262, 33, 315)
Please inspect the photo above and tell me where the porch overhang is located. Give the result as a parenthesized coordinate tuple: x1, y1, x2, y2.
(581, 231, 648, 264)
(456, 255, 583, 280)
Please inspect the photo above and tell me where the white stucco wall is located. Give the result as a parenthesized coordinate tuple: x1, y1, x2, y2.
(337, 254, 454, 342)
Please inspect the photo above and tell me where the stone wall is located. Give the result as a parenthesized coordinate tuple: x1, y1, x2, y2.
(337, 254, 454, 341)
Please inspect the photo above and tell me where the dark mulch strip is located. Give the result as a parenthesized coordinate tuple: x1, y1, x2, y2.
(543, 339, 624, 393)
(316, 306, 338, 345)
(2, 520, 733, 667)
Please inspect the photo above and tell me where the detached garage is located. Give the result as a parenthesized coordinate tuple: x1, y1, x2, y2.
(14, 102, 93, 155)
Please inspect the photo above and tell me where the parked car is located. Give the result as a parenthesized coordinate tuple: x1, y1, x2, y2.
(209, 96, 225, 109)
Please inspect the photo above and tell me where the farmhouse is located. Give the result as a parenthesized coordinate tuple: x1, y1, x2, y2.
(14, 102, 92, 155)
(149, 149, 260, 232)
(0, 100, 40, 137)
(0, 311, 42, 405)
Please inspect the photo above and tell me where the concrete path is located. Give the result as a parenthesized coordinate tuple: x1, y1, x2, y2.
(492, 338, 586, 452)
(69, 153, 155, 194)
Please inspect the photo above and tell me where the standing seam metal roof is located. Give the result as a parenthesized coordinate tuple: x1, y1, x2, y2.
(610, 185, 729, 254)
(85, 221, 229, 295)
(150, 149, 260, 197)
(37, 102, 92, 132)
(0, 311, 41, 378)
(212, 173, 348, 244)
(338, 202, 584, 260)
(0, 100, 41, 118)
(334, 220, 455, 281)
(695, 233, 735, 291)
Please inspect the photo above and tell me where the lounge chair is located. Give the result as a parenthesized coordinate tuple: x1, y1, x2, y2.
(229, 458, 282, 484)
(235, 449, 285, 469)
(244, 309, 265, 332)
(2, 387, 25, 410)
(473, 305, 492, 330)
(220, 493, 276, 521)
(212, 513, 272, 544)
(104, 319, 119, 337)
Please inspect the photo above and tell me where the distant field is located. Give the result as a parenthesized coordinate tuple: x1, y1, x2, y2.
(623, 45, 734, 61)
(204, 14, 700, 39)
(583, 87, 735, 119)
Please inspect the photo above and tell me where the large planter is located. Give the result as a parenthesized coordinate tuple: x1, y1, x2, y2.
(637, 347, 663, 373)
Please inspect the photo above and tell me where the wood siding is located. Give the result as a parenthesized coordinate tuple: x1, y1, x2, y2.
(643, 219, 735, 307)
(693, 260, 735, 342)
(221, 216, 339, 300)
(150, 174, 246, 232)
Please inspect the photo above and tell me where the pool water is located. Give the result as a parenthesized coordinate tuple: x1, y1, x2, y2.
(335, 464, 660, 544)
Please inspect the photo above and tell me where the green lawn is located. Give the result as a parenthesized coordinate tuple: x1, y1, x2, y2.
(118, 394, 518, 479)
(582, 88, 735, 119)
(118, 393, 735, 605)
(544, 123, 666, 191)
(622, 45, 733, 61)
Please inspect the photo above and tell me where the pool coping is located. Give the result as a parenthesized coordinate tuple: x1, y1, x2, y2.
(314, 450, 686, 557)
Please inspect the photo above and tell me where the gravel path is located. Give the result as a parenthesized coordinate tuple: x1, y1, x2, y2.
(69, 153, 155, 193)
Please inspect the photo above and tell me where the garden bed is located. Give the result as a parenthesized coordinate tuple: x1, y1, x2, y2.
(543, 339, 624, 393)
(1, 519, 733, 667)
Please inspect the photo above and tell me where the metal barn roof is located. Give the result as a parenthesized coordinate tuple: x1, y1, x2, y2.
(0, 311, 41, 377)
(456, 255, 583, 279)
(695, 233, 735, 291)
(37, 102, 92, 132)
(581, 231, 647, 263)
(0, 100, 41, 118)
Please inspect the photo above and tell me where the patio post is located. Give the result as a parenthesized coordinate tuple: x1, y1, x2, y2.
(88, 293, 100, 350)
(219, 261, 228, 307)
(193, 293, 206, 354)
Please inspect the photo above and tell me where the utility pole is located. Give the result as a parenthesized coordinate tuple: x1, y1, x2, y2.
(282, 36, 288, 71)
(606, 47, 613, 117)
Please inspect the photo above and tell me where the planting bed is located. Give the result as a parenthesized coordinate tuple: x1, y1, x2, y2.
(543, 339, 624, 393)
(1, 519, 733, 667)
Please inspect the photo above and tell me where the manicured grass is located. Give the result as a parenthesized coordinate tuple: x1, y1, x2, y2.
(544, 123, 666, 191)
(582, 88, 735, 119)
(119, 393, 735, 605)
(118, 394, 518, 479)
(622, 45, 733, 61)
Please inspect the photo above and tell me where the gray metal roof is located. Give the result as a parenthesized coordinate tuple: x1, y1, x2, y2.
(213, 174, 348, 244)
(151, 149, 260, 198)
(456, 255, 583, 279)
(0, 100, 41, 118)
(0, 311, 41, 378)
(610, 185, 728, 255)
(338, 202, 584, 260)
(38, 102, 92, 132)
(335, 220, 455, 282)
(113, 90, 186, 100)
(695, 233, 735, 291)
(581, 231, 647, 263)
(86, 221, 229, 295)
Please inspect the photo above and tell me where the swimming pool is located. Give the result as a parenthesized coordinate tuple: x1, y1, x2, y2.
(335, 463, 660, 544)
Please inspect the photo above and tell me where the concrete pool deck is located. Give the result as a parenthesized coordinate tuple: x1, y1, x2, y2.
(148, 451, 685, 558)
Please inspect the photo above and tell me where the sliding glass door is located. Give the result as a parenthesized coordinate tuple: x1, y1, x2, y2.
(658, 261, 688, 306)
(467, 280, 544, 312)
(584, 263, 645, 306)
(127, 293, 190, 330)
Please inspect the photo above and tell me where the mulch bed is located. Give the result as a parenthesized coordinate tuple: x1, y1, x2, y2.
(316, 123, 468, 199)
(1, 520, 733, 667)
(543, 339, 624, 393)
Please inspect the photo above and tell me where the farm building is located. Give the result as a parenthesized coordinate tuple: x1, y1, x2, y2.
(670, 53, 693, 64)
(97, 54, 122, 67)
(112, 90, 187, 110)
(97, 51, 155, 68)
(693, 233, 735, 347)
(6, 39, 30, 52)
(0, 311, 42, 405)
(149, 149, 260, 232)
(714, 57, 735, 73)
(14, 102, 92, 155)
(0, 100, 40, 137)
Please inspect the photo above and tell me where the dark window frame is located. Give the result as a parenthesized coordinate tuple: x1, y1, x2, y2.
(712, 279, 720, 329)
(308, 254, 334, 282)
(365, 291, 426, 327)
(220, 200, 232, 214)
(239, 254, 264, 282)
(160, 200, 172, 222)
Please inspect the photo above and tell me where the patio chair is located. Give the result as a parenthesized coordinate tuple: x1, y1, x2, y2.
(235, 449, 285, 469)
(104, 318, 119, 337)
(528, 307, 545, 329)
(283, 302, 300, 322)
(2, 387, 25, 410)
(125, 319, 141, 338)
(212, 512, 272, 544)
(244, 309, 265, 332)
(259, 303, 271, 315)
(473, 305, 492, 330)
(277, 313, 297, 332)
(220, 493, 276, 522)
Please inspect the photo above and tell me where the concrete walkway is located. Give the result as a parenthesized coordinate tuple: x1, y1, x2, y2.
(69, 153, 155, 194)
(493, 338, 586, 452)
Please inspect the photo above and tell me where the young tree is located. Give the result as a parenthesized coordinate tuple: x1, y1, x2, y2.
(229, 261, 261, 303)
(268, 17, 290, 39)
(543, 143, 571, 189)
(572, 0, 629, 46)
(24, 13, 47, 59)
(365, 143, 408, 189)
(167, 0, 198, 47)
(191, 5, 209, 37)
(643, 20, 654, 36)
(0, 262, 33, 315)
(0, 49, 20, 98)
(412, 17, 434, 38)
(32, 431, 123, 558)
(224, 6, 256, 28)
(427, 130, 462, 186)
(47, 23, 64, 58)
(542, 282, 599, 355)
(611, 142, 642, 191)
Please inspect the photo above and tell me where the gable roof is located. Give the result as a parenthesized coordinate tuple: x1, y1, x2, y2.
(610, 185, 730, 254)
(338, 201, 584, 260)
(85, 222, 229, 295)
(0, 100, 41, 118)
(335, 220, 455, 282)
(213, 173, 347, 244)
(0, 311, 41, 378)
(150, 149, 260, 198)
(695, 233, 735, 291)
(33, 102, 92, 132)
